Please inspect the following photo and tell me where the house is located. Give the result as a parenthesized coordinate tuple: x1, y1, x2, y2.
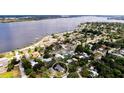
(15, 52, 20, 61)
(111, 52, 123, 57)
(67, 59, 73, 63)
(0, 58, 9, 67)
(24, 52, 30, 59)
(30, 60, 38, 67)
(120, 49, 124, 55)
(0, 58, 9, 73)
(98, 45, 107, 52)
(89, 66, 99, 77)
(93, 51, 104, 60)
(79, 52, 89, 58)
(55, 54, 64, 59)
(32, 52, 40, 58)
(109, 49, 123, 57)
(54, 64, 65, 73)
(42, 58, 52, 62)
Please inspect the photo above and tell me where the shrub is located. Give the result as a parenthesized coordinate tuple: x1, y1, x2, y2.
(78, 59, 88, 67)
(67, 72, 79, 78)
(25, 68, 33, 75)
(33, 63, 43, 72)
(0, 54, 4, 58)
(29, 72, 36, 78)
(7, 63, 14, 72)
(68, 64, 77, 73)
(75, 44, 83, 53)
(11, 58, 20, 65)
(80, 67, 91, 78)
(22, 58, 32, 69)
(113, 69, 122, 77)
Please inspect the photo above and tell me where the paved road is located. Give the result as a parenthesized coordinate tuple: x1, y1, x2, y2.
(19, 62, 27, 78)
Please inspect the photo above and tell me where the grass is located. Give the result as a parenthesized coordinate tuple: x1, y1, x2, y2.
(0, 66, 20, 78)
(0, 71, 14, 78)
(4, 53, 14, 59)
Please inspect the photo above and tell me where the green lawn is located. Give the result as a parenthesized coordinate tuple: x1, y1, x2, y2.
(0, 72, 14, 78)
(0, 66, 20, 78)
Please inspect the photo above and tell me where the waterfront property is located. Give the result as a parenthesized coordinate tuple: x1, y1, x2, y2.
(0, 58, 9, 73)
(1, 17, 124, 78)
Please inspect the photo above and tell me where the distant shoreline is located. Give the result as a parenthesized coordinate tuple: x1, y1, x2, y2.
(0, 16, 83, 23)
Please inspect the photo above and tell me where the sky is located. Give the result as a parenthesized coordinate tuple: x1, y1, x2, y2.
(0, 0, 124, 15)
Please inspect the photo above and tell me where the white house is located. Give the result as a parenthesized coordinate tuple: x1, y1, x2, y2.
(55, 54, 64, 59)
(0, 58, 9, 73)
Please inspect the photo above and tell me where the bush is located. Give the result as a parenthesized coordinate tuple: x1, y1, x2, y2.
(41, 73, 50, 78)
(68, 64, 77, 73)
(45, 45, 54, 52)
(34, 46, 43, 52)
(11, 58, 20, 65)
(0, 54, 4, 58)
(113, 69, 122, 77)
(22, 58, 32, 69)
(67, 72, 79, 78)
(80, 68, 91, 78)
(33, 63, 43, 72)
(7, 58, 20, 71)
(34, 58, 43, 64)
(63, 38, 70, 44)
(43, 52, 51, 58)
(7, 63, 14, 71)
(25, 68, 33, 75)
(75, 44, 83, 53)
(78, 59, 88, 67)
(29, 72, 36, 78)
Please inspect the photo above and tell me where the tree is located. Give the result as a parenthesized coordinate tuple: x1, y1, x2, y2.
(22, 58, 32, 69)
(75, 44, 83, 53)
(75, 44, 92, 54)
(33, 63, 43, 72)
(93, 61, 114, 78)
(7, 58, 20, 71)
(113, 69, 122, 77)
(45, 44, 54, 52)
(83, 44, 92, 55)
(25, 68, 33, 75)
(34, 58, 43, 64)
(34, 46, 43, 52)
(11, 58, 20, 65)
(115, 57, 124, 66)
(43, 50, 51, 58)
(7, 63, 14, 71)
(78, 59, 88, 67)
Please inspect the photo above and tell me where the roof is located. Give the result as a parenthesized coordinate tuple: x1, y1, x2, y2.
(54, 64, 65, 72)
(0, 58, 8, 63)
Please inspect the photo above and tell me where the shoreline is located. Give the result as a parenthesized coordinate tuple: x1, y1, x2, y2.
(0, 31, 71, 55)
(1, 22, 124, 78)
(1, 21, 124, 55)
(0, 16, 83, 24)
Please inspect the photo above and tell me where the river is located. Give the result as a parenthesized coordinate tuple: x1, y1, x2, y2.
(0, 16, 124, 53)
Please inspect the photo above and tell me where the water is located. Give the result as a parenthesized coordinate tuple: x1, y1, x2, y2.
(0, 16, 124, 53)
